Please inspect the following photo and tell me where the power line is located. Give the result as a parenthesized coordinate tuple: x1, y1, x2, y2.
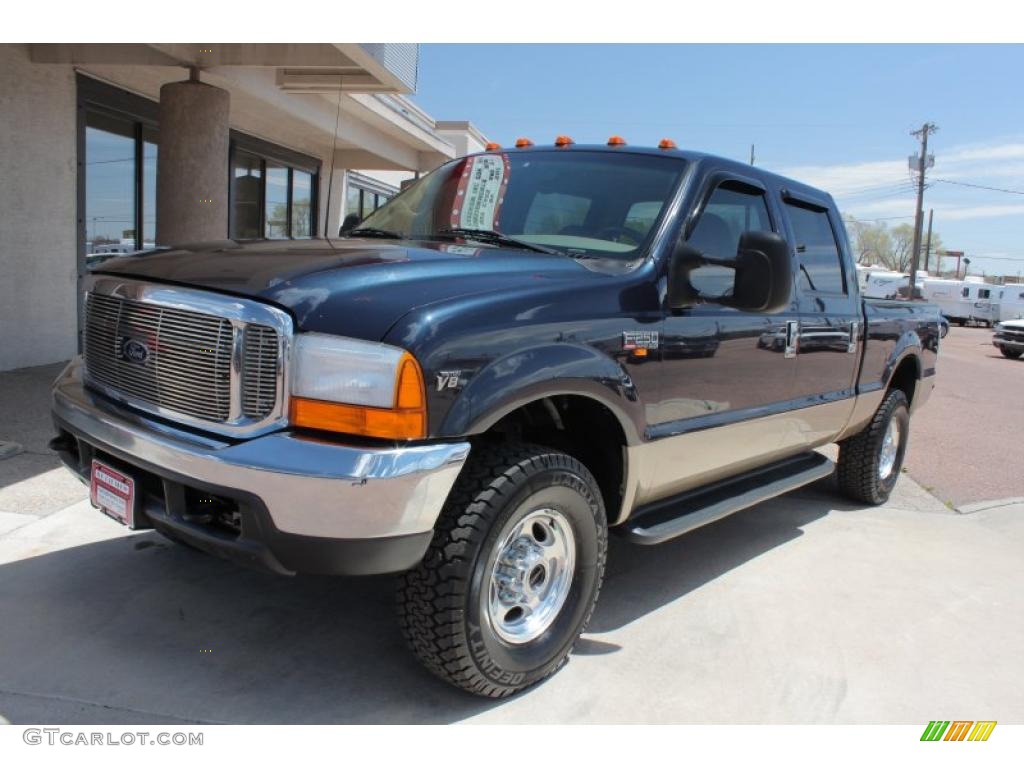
(931, 178, 1024, 196)
(845, 214, 916, 222)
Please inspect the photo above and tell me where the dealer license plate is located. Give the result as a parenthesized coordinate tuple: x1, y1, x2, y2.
(89, 459, 135, 527)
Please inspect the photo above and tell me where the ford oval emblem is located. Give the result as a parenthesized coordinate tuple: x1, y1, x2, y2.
(122, 338, 150, 364)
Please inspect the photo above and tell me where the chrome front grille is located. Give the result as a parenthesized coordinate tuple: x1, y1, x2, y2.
(82, 278, 292, 436)
(242, 324, 279, 418)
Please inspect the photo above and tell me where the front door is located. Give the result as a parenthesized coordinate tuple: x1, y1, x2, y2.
(644, 175, 800, 501)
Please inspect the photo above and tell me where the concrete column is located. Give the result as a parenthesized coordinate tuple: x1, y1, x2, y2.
(156, 77, 229, 246)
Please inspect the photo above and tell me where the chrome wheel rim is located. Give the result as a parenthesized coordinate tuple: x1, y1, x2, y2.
(487, 508, 576, 644)
(879, 418, 901, 480)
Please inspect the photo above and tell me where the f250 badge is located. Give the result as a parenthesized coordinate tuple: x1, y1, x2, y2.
(436, 371, 462, 392)
(622, 331, 659, 352)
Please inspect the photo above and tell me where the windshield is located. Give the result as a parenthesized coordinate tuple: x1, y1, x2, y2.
(356, 150, 686, 259)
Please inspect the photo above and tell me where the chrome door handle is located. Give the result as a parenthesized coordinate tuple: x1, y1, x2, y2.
(848, 320, 859, 354)
(785, 320, 799, 358)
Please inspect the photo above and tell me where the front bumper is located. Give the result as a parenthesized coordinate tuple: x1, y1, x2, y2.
(993, 333, 1024, 350)
(51, 359, 470, 575)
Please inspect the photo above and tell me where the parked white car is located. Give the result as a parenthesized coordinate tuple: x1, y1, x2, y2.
(993, 319, 1024, 359)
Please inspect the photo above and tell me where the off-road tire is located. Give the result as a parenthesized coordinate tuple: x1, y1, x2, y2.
(397, 442, 607, 698)
(999, 345, 1022, 359)
(836, 389, 910, 505)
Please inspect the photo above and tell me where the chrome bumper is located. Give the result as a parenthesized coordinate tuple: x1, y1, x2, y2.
(993, 336, 1024, 349)
(51, 358, 470, 540)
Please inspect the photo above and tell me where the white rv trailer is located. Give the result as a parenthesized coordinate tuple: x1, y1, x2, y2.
(861, 269, 910, 299)
(998, 283, 1024, 321)
(921, 276, 999, 326)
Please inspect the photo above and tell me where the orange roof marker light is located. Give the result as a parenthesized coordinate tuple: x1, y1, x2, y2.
(554, 135, 575, 147)
(658, 138, 678, 150)
(607, 135, 627, 146)
(485, 142, 502, 151)
(515, 137, 535, 148)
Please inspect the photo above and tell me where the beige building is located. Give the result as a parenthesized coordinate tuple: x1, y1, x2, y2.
(0, 43, 487, 371)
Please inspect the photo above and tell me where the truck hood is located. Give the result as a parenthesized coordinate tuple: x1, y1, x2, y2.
(91, 239, 598, 340)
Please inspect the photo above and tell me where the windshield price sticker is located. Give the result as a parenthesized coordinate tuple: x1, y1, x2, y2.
(451, 154, 511, 230)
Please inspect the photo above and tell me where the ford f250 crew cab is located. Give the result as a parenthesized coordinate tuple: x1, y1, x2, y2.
(51, 140, 939, 697)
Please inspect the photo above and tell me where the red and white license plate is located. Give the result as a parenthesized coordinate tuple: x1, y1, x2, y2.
(90, 459, 135, 527)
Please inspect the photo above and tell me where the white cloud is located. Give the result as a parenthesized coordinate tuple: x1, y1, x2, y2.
(776, 138, 1024, 200)
(841, 197, 1024, 223)
(938, 203, 1024, 221)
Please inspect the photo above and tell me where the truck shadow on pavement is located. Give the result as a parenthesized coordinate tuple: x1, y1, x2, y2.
(0, 482, 847, 724)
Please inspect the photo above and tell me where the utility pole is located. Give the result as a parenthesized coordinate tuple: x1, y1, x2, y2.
(908, 122, 938, 300)
(749, 144, 755, 166)
(922, 208, 934, 274)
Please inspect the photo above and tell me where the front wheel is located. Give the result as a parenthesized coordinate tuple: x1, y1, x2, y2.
(397, 442, 607, 697)
(836, 389, 910, 505)
(999, 345, 1023, 359)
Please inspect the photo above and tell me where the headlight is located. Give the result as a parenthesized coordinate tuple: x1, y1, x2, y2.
(289, 333, 427, 440)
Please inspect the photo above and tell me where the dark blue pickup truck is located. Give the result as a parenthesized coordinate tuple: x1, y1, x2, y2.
(51, 140, 938, 697)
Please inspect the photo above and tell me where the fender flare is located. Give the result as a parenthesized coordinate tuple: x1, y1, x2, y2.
(437, 343, 646, 445)
(882, 329, 924, 388)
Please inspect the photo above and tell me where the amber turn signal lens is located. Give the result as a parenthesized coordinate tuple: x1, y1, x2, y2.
(515, 137, 534, 148)
(554, 135, 574, 147)
(290, 352, 427, 440)
(485, 142, 502, 151)
(607, 135, 627, 146)
(658, 138, 678, 150)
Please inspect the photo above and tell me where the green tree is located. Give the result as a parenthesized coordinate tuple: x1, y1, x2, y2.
(844, 215, 944, 274)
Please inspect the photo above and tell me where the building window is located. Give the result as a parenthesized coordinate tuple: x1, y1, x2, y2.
(230, 151, 262, 240)
(292, 170, 313, 238)
(264, 164, 290, 239)
(345, 172, 398, 223)
(229, 135, 319, 241)
(83, 109, 158, 256)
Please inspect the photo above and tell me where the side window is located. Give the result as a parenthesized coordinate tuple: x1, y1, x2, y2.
(978, 288, 991, 299)
(962, 287, 970, 298)
(786, 202, 846, 294)
(687, 183, 773, 298)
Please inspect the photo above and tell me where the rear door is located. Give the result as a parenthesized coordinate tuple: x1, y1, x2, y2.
(779, 192, 860, 434)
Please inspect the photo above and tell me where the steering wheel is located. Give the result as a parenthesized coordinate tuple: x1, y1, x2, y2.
(594, 226, 645, 246)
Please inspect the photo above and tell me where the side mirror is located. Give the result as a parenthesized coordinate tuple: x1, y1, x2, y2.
(668, 230, 792, 314)
(339, 213, 362, 236)
(729, 230, 793, 313)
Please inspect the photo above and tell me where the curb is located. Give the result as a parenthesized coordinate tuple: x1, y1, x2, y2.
(956, 497, 1024, 515)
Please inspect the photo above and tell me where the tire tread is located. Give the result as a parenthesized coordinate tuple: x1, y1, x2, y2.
(396, 441, 606, 697)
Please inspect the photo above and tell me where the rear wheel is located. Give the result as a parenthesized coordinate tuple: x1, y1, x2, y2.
(1000, 345, 1023, 359)
(837, 389, 910, 505)
(397, 442, 607, 697)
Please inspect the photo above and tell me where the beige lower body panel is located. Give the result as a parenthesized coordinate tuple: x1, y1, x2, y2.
(618, 396, 881, 525)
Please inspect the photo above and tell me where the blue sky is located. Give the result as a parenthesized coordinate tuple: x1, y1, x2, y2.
(415, 44, 1024, 278)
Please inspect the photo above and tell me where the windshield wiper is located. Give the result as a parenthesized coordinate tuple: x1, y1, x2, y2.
(435, 228, 561, 255)
(347, 227, 406, 240)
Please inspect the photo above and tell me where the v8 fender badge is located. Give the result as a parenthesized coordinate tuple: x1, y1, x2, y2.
(622, 330, 659, 351)
(436, 370, 462, 392)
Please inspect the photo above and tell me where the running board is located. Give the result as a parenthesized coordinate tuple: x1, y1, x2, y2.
(621, 452, 835, 545)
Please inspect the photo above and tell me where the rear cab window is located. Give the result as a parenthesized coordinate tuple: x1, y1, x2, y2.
(784, 199, 847, 295)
